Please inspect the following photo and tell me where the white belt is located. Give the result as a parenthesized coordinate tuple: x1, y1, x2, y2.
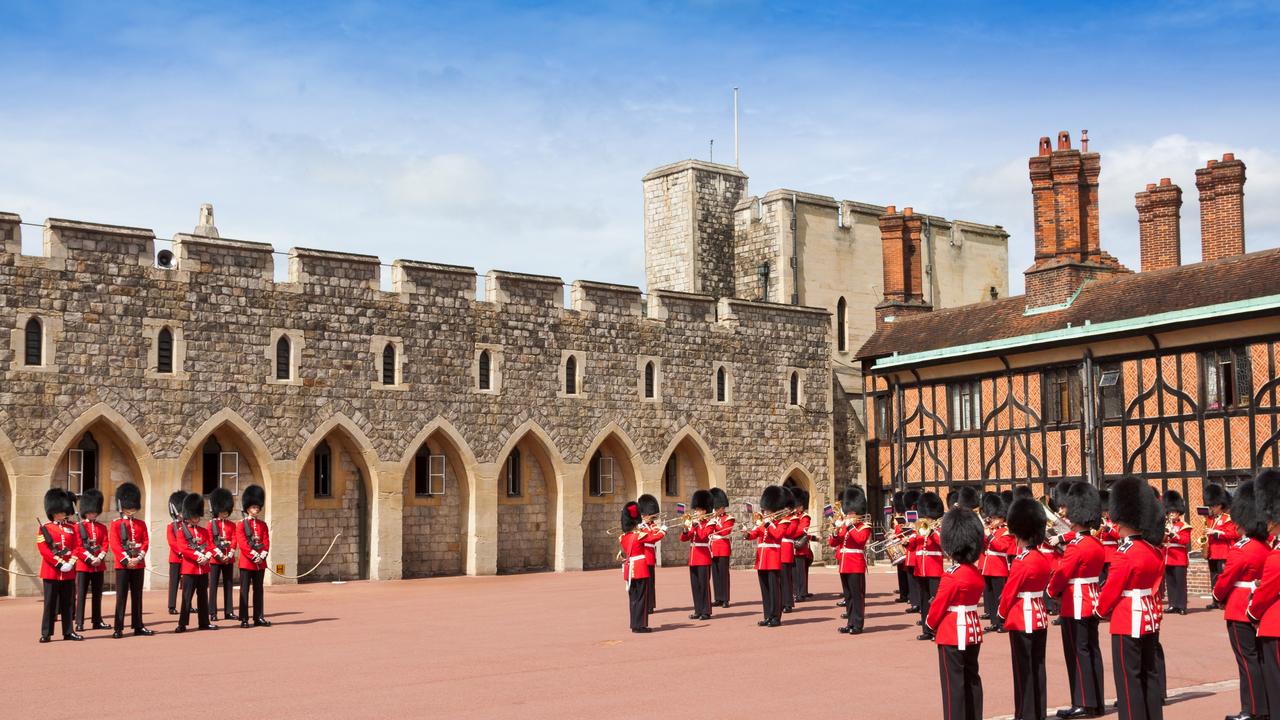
(984, 550, 1008, 556)
(691, 543, 710, 548)
(839, 548, 864, 554)
(1123, 589, 1153, 638)
(625, 554, 646, 590)
(1070, 576, 1099, 618)
(1101, 541, 1118, 546)
(1167, 544, 1185, 549)
(1038, 547, 1055, 553)
(918, 551, 943, 557)
(643, 543, 657, 549)
(757, 543, 781, 549)
(710, 534, 730, 541)
(1236, 581, 1258, 590)
(1017, 591, 1042, 632)
(948, 604, 980, 650)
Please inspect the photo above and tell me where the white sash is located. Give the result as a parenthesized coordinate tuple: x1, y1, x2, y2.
(1123, 588, 1153, 638)
(1070, 576, 1100, 618)
(949, 604, 980, 650)
(1017, 591, 1041, 632)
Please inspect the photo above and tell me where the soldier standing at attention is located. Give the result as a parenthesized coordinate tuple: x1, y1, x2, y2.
(208, 487, 238, 622)
(636, 493, 663, 613)
(175, 493, 217, 633)
(1203, 483, 1239, 608)
(979, 492, 1013, 633)
(73, 488, 112, 633)
(680, 489, 714, 620)
(748, 485, 787, 627)
(792, 488, 815, 602)
(707, 487, 734, 608)
(926, 505, 986, 720)
(999, 498, 1052, 720)
(109, 482, 155, 638)
(37, 488, 82, 643)
(831, 485, 870, 635)
(1047, 482, 1107, 719)
(237, 484, 273, 627)
(619, 501, 651, 633)
(165, 490, 189, 615)
(1162, 490, 1191, 615)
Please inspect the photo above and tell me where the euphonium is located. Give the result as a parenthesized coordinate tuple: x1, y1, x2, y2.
(914, 518, 936, 535)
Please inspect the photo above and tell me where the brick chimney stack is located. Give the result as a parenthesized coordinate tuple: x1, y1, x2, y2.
(1195, 153, 1246, 262)
(875, 205, 932, 329)
(1023, 131, 1129, 309)
(1135, 178, 1182, 272)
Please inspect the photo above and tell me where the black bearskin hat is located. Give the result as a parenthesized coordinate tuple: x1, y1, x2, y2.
(980, 492, 1007, 520)
(841, 485, 868, 516)
(1006, 498, 1047, 546)
(1163, 489, 1186, 515)
(44, 487, 74, 520)
(709, 487, 729, 510)
(1203, 483, 1231, 510)
(242, 484, 266, 512)
(957, 486, 981, 511)
(892, 490, 906, 514)
(1254, 469, 1280, 527)
(1231, 480, 1269, 542)
(210, 487, 235, 517)
(792, 487, 810, 511)
(637, 493, 660, 517)
(115, 482, 142, 512)
(946, 490, 959, 509)
(940, 505, 984, 565)
(904, 489, 921, 510)
(1013, 485, 1034, 501)
(80, 488, 104, 515)
(1000, 489, 1014, 506)
(690, 489, 713, 514)
(1048, 480, 1072, 512)
(168, 490, 188, 520)
(1110, 477, 1165, 544)
(918, 491, 944, 520)
(779, 486, 797, 510)
(182, 492, 205, 520)
(1098, 489, 1110, 513)
(760, 485, 787, 513)
(1064, 482, 1102, 530)
(621, 501, 641, 532)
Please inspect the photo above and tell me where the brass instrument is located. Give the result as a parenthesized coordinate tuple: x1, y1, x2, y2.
(1044, 504, 1073, 545)
(868, 526, 915, 554)
(914, 518, 936, 536)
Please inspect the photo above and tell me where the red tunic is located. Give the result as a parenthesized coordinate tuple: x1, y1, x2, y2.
(1164, 521, 1191, 566)
(1215, 537, 1266, 623)
(1207, 515, 1241, 561)
(209, 518, 237, 565)
(74, 520, 110, 573)
(1095, 536, 1163, 637)
(916, 530, 944, 578)
(746, 521, 784, 571)
(1247, 539, 1280, 636)
(829, 521, 870, 573)
(236, 517, 272, 571)
(166, 520, 185, 564)
(793, 514, 814, 560)
(37, 520, 80, 581)
(999, 548, 1050, 633)
(639, 522, 665, 566)
(900, 522, 918, 570)
(981, 527, 1015, 577)
(680, 519, 713, 566)
(1047, 534, 1105, 619)
(620, 532, 650, 582)
(778, 519, 795, 564)
(175, 522, 213, 576)
(708, 514, 735, 558)
(1097, 522, 1120, 564)
(926, 563, 984, 648)
(108, 517, 149, 569)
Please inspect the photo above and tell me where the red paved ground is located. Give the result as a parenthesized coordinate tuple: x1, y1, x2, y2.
(0, 567, 1245, 719)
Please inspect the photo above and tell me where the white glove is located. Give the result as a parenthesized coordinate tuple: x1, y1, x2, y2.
(59, 562, 75, 573)
(659, 525, 668, 533)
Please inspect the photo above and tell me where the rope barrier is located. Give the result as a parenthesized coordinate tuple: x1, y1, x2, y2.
(269, 532, 342, 580)
(0, 565, 40, 578)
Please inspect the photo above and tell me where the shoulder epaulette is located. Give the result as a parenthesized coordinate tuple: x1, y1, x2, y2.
(1117, 536, 1134, 552)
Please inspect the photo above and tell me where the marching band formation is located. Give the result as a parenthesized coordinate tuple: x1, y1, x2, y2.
(618, 469, 1280, 720)
(34, 481, 273, 642)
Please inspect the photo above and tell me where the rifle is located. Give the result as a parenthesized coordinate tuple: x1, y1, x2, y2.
(211, 520, 235, 562)
(37, 518, 74, 570)
(118, 517, 145, 567)
(78, 521, 107, 566)
(243, 517, 267, 565)
(179, 522, 213, 566)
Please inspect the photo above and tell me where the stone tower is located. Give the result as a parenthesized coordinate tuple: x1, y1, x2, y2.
(643, 160, 747, 298)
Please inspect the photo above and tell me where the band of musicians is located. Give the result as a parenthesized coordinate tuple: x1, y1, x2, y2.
(617, 469, 1280, 720)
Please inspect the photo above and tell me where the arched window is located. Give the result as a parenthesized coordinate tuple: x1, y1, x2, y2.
(157, 326, 174, 374)
(313, 440, 332, 498)
(716, 366, 727, 402)
(69, 432, 99, 493)
(201, 437, 222, 495)
(789, 372, 800, 406)
(275, 336, 291, 381)
(415, 445, 446, 496)
(644, 361, 655, 399)
(381, 343, 396, 385)
(24, 317, 42, 366)
(478, 350, 491, 390)
(505, 448, 522, 497)
(565, 355, 577, 395)
(663, 455, 678, 497)
(836, 297, 847, 352)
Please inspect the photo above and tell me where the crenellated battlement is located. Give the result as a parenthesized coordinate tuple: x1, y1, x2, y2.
(289, 247, 382, 290)
(391, 260, 476, 301)
(569, 280, 643, 316)
(172, 233, 275, 283)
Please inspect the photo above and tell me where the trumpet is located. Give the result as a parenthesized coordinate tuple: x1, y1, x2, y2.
(868, 527, 915, 553)
(914, 518, 937, 536)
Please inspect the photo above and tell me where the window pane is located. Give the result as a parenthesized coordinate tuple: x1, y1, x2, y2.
(429, 455, 446, 495)
(790, 372, 799, 405)
(589, 450, 601, 496)
(644, 362, 655, 398)
(202, 447, 220, 495)
(382, 344, 396, 385)
(24, 318, 41, 366)
(716, 367, 726, 402)
(478, 350, 491, 390)
(1234, 347, 1253, 406)
(157, 327, 173, 374)
(664, 456, 678, 496)
(414, 453, 429, 496)
(1204, 354, 1220, 409)
(836, 297, 847, 352)
(220, 452, 239, 494)
(276, 337, 291, 380)
(565, 356, 577, 395)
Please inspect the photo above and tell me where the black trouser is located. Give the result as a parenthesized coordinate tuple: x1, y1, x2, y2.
(908, 567, 921, 607)
(1228, 620, 1266, 716)
(1259, 635, 1280, 720)
(209, 563, 235, 618)
(1209, 559, 1226, 595)
(1111, 634, 1163, 720)
(711, 556, 730, 605)
(688, 565, 711, 617)
(757, 569, 782, 622)
(1153, 632, 1167, 704)
(1163, 565, 1187, 611)
(75, 571, 107, 627)
(168, 561, 182, 610)
(896, 563, 910, 601)
(1010, 629, 1047, 720)
(794, 555, 811, 599)
(841, 573, 866, 631)
(646, 562, 656, 612)
(41, 578, 75, 638)
(114, 567, 145, 630)
(628, 577, 650, 630)
(179, 574, 211, 629)
(937, 644, 983, 720)
(920, 575, 941, 633)
(1061, 617, 1105, 710)
(982, 576, 1006, 628)
(1099, 563, 1110, 587)
(239, 568, 266, 620)
(781, 560, 795, 610)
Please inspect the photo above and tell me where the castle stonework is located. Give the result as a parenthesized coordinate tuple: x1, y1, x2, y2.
(0, 213, 831, 596)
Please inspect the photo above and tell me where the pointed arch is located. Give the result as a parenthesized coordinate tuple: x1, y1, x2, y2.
(295, 413, 381, 582)
(656, 425, 718, 567)
(174, 408, 275, 500)
(46, 403, 155, 505)
(0, 427, 16, 596)
(494, 420, 564, 574)
(580, 422, 643, 570)
(781, 462, 817, 515)
(398, 417, 479, 579)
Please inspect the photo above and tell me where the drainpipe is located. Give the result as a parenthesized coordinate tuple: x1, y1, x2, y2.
(923, 216, 938, 306)
(790, 194, 799, 305)
(1082, 350, 1098, 486)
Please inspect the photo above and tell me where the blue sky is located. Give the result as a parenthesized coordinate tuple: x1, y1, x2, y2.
(1, 1, 1277, 293)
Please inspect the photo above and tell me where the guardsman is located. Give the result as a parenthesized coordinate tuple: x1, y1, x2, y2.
(1216, 478, 1268, 720)
(777, 487, 797, 613)
(916, 491, 946, 640)
(1047, 482, 1107, 719)
(680, 489, 714, 620)
(1248, 469, 1280, 720)
(175, 493, 217, 632)
(73, 488, 112, 633)
(707, 487, 734, 608)
(792, 488, 815, 602)
(1204, 483, 1239, 608)
(208, 487, 238, 621)
(108, 482, 154, 638)
(980, 492, 1013, 633)
(891, 491, 911, 604)
(636, 493, 663, 613)
(747, 485, 787, 627)
(927, 505, 986, 720)
(37, 488, 83, 643)
(1097, 489, 1118, 586)
(1043, 481, 1073, 619)
(999, 498, 1052, 720)
(1162, 490, 1191, 615)
(237, 484, 272, 627)
(619, 501, 651, 633)
(831, 485, 870, 634)
(902, 489, 922, 612)
(1095, 477, 1166, 720)
(165, 490, 189, 614)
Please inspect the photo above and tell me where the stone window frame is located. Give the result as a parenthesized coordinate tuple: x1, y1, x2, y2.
(267, 328, 305, 386)
(785, 368, 806, 410)
(473, 343, 503, 395)
(370, 335, 408, 391)
(558, 350, 587, 399)
(498, 449, 532, 507)
(584, 449, 619, 504)
(637, 355, 662, 403)
(712, 361, 734, 405)
(142, 318, 188, 380)
(10, 310, 61, 373)
(405, 446, 449, 508)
